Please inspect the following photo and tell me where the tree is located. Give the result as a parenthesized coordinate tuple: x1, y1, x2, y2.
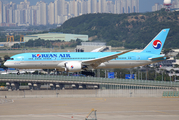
(49, 10, 179, 49)
(11, 43, 21, 49)
(4, 55, 10, 61)
(163, 48, 174, 55)
(0, 57, 2, 63)
(1, 61, 8, 70)
(170, 69, 175, 81)
(76, 39, 82, 45)
(61, 44, 65, 49)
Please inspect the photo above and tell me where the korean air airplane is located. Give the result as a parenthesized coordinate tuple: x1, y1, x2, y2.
(4, 29, 170, 74)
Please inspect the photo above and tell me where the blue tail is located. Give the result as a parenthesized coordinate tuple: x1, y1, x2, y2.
(141, 28, 170, 55)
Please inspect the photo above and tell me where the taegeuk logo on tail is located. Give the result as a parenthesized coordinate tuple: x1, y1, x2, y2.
(153, 40, 162, 49)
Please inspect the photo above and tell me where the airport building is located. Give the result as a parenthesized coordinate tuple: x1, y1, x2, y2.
(24, 33, 88, 42)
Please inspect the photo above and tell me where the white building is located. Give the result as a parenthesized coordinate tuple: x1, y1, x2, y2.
(31, 5, 38, 26)
(48, 2, 55, 24)
(174, 0, 179, 8)
(82, 0, 87, 14)
(152, 3, 161, 11)
(24, 33, 88, 42)
(73, 0, 78, 17)
(0, 0, 140, 26)
(92, 0, 97, 13)
(101, 0, 106, 13)
(14, 9, 20, 24)
(3, 3, 6, 23)
(106, 1, 114, 13)
(114, 0, 121, 14)
(87, 0, 91, 13)
(59, 0, 65, 16)
(0, 1, 3, 24)
(54, 0, 59, 24)
(37, 1, 47, 25)
(132, 0, 139, 13)
(25, 8, 31, 24)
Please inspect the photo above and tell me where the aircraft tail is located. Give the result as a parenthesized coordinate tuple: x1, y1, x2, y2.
(141, 28, 170, 55)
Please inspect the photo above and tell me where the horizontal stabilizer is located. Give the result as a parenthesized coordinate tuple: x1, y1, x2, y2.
(148, 56, 169, 60)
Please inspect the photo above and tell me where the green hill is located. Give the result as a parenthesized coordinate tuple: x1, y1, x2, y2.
(51, 9, 179, 49)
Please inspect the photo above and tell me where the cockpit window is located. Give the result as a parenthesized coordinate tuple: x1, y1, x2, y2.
(10, 58, 14, 60)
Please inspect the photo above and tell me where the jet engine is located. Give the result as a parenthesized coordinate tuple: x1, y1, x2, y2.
(58, 61, 94, 72)
(65, 62, 82, 72)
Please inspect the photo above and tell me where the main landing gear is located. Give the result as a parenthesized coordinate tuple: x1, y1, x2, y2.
(17, 70, 20, 75)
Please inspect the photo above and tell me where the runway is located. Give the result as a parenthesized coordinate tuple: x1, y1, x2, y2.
(0, 97, 179, 120)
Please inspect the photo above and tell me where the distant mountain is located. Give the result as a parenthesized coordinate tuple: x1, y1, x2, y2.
(51, 9, 179, 49)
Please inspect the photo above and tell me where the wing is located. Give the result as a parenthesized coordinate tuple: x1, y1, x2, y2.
(82, 49, 134, 68)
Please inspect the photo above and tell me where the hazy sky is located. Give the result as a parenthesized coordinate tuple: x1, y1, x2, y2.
(140, 0, 164, 12)
(2, 0, 165, 13)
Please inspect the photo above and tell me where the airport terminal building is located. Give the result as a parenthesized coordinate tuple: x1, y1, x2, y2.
(24, 33, 88, 42)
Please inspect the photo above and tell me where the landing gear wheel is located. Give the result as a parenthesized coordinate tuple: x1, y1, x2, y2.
(17, 70, 20, 75)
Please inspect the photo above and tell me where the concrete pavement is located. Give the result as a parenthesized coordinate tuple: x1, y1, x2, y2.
(0, 97, 179, 120)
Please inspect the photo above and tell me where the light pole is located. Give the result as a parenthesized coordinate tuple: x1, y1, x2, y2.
(162, 70, 163, 81)
(105, 70, 107, 78)
(146, 70, 147, 80)
(33, 42, 35, 49)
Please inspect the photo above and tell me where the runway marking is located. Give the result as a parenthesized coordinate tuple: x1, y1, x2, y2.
(95, 110, 179, 114)
(170, 99, 178, 101)
(0, 99, 14, 105)
(57, 114, 72, 119)
(95, 98, 106, 100)
(55, 114, 86, 120)
(154, 110, 179, 115)
(75, 109, 83, 111)
(86, 98, 107, 104)
(0, 99, 4, 104)
(154, 110, 169, 115)
(1, 110, 179, 117)
(58, 104, 67, 106)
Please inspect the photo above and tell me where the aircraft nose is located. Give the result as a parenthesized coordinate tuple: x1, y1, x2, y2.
(4, 61, 9, 67)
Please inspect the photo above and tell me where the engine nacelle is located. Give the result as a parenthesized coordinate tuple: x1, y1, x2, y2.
(65, 62, 82, 72)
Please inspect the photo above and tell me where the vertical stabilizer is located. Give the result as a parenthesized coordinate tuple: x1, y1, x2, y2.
(141, 28, 170, 55)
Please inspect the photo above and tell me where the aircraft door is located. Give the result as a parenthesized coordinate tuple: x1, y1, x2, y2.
(51, 56, 57, 61)
(50, 55, 57, 68)
(136, 55, 140, 60)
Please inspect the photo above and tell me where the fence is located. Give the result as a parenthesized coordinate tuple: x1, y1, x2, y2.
(1, 74, 179, 87)
(0, 74, 179, 98)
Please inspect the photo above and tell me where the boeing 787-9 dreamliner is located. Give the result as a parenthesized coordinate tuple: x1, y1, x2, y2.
(4, 28, 170, 74)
